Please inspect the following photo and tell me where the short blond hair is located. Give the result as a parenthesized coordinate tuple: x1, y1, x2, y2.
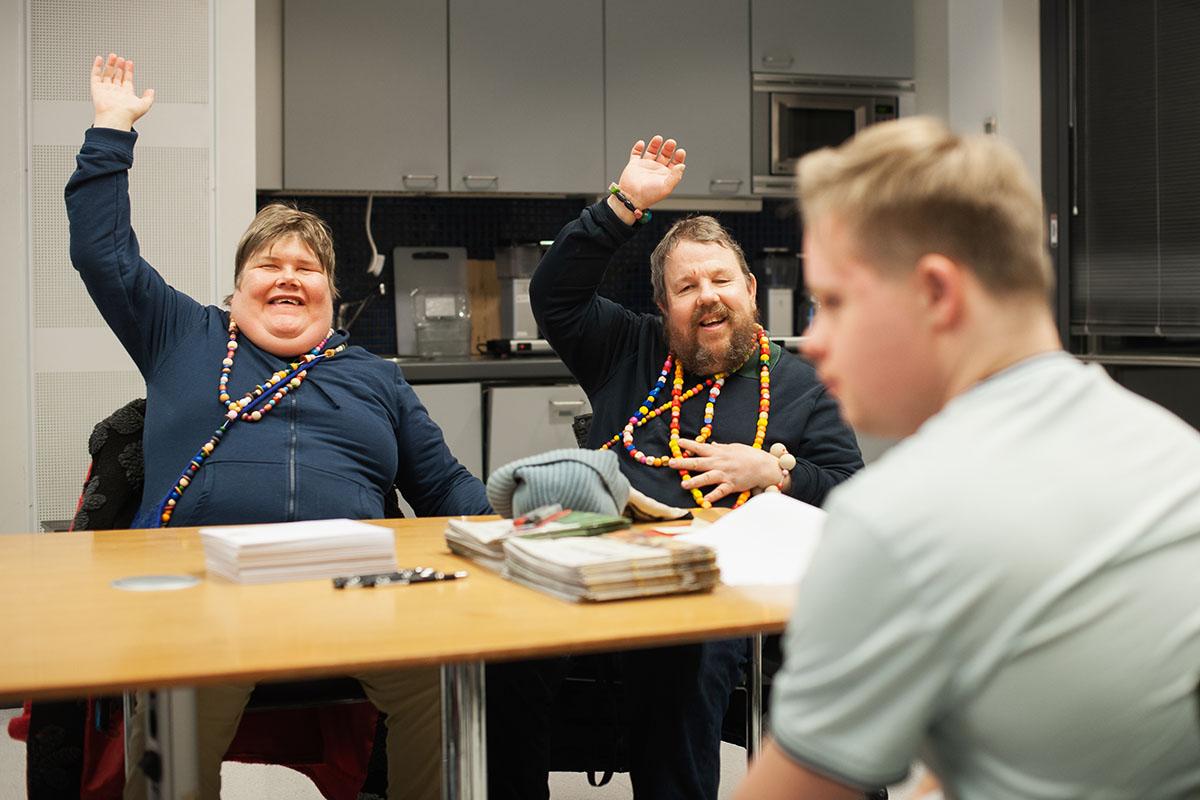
(650, 215, 752, 307)
(796, 116, 1052, 297)
(232, 203, 339, 300)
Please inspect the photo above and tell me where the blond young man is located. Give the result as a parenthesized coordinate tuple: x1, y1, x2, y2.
(736, 117, 1200, 799)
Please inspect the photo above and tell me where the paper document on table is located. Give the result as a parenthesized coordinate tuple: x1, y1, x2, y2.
(199, 518, 397, 584)
(674, 492, 825, 586)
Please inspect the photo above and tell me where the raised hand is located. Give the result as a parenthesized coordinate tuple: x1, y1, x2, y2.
(608, 135, 687, 224)
(91, 53, 155, 132)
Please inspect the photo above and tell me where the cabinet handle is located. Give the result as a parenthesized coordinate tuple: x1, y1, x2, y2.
(761, 53, 794, 68)
(549, 399, 586, 416)
(402, 174, 438, 189)
(709, 178, 743, 193)
(462, 175, 499, 189)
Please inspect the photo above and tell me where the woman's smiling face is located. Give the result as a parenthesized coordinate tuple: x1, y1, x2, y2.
(229, 235, 334, 356)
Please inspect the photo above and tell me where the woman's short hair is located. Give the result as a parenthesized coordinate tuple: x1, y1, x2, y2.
(796, 116, 1052, 297)
(649, 215, 752, 307)
(232, 203, 339, 300)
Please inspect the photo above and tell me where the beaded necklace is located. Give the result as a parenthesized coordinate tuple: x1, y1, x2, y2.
(153, 321, 346, 527)
(601, 326, 772, 509)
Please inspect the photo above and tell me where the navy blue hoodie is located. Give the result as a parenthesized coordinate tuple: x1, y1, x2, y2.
(67, 127, 490, 526)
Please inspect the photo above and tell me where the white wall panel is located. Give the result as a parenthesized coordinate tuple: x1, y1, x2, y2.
(30, 0, 209, 103)
(34, 371, 146, 527)
(0, 0, 32, 532)
(21, 0, 256, 529)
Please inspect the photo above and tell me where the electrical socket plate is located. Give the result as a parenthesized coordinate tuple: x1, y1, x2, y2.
(368, 252, 386, 276)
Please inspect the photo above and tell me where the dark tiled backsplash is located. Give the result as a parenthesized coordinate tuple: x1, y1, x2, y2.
(257, 193, 802, 356)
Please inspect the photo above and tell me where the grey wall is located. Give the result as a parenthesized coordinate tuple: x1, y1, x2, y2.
(0, 0, 33, 532)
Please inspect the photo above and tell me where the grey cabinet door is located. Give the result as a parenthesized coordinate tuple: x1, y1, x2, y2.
(284, 0, 448, 191)
(751, 0, 914, 80)
(397, 382, 483, 518)
(449, 0, 604, 194)
(606, 0, 750, 198)
(486, 385, 592, 476)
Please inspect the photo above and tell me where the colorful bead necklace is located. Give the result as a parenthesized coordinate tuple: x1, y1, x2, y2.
(154, 321, 345, 527)
(598, 354, 720, 465)
(602, 326, 773, 509)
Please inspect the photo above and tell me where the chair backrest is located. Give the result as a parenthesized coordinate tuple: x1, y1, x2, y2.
(72, 399, 146, 532)
(572, 412, 593, 448)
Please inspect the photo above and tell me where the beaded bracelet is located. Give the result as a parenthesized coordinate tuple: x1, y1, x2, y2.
(608, 183, 653, 224)
(759, 442, 797, 495)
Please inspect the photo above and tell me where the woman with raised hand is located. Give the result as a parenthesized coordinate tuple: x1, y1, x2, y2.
(69, 53, 489, 800)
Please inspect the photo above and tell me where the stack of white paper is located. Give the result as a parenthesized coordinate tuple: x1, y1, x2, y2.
(675, 492, 826, 587)
(443, 518, 517, 571)
(199, 518, 397, 584)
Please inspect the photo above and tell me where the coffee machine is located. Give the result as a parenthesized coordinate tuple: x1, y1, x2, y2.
(495, 242, 550, 340)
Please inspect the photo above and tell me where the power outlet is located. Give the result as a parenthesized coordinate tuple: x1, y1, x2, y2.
(368, 252, 386, 276)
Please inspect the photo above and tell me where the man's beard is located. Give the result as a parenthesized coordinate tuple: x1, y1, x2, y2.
(665, 302, 760, 376)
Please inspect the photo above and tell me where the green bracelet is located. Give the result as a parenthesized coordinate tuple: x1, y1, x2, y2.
(608, 183, 652, 224)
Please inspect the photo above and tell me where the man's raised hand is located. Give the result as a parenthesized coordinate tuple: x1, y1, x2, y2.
(608, 135, 687, 223)
(91, 54, 155, 132)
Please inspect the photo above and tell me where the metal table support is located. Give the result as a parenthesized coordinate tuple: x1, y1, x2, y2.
(747, 633, 764, 759)
(442, 661, 487, 799)
(126, 687, 199, 799)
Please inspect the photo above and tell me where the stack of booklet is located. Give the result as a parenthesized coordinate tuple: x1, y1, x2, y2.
(199, 518, 397, 584)
(445, 513, 719, 602)
(444, 511, 630, 571)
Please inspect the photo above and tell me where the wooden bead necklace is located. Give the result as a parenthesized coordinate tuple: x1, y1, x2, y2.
(602, 326, 772, 510)
(154, 321, 345, 527)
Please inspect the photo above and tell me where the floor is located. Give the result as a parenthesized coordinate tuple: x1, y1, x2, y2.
(1, 706, 924, 799)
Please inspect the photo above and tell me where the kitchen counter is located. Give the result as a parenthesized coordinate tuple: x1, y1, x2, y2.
(386, 336, 808, 384)
(388, 355, 574, 384)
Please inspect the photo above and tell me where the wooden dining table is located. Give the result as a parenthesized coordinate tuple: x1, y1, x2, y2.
(0, 516, 796, 799)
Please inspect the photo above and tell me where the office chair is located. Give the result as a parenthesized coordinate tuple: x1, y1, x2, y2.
(22, 398, 382, 800)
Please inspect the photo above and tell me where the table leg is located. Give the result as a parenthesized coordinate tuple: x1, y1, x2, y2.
(441, 661, 487, 799)
(747, 633, 763, 759)
(129, 687, 198, 799)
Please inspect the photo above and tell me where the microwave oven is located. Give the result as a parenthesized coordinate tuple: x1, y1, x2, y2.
(752, 75, 915, 195)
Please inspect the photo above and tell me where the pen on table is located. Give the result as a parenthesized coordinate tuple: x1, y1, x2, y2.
(332, 567, 469, 589)
(513, 502, 564, 530)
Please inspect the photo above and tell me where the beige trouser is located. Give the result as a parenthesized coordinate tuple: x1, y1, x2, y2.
(124, 667, 442, 800)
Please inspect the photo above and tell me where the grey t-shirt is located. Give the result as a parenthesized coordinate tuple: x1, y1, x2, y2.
(771, 352, 1200, 799)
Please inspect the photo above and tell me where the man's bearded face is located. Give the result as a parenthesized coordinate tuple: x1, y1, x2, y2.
(659, 240, 760, 376)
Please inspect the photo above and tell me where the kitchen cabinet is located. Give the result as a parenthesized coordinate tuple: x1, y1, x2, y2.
(283, 0, 448, 192)
(486, 384, 592, 475)
(605, 0, 751, 197)
(396, 382, 483, 518)
(751, 0, 914, 80)
(448, 0, 605, 194)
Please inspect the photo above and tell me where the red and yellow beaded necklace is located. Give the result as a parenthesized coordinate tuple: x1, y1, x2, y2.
(601, 326, 772, 509)
(153, 321, 346, 526)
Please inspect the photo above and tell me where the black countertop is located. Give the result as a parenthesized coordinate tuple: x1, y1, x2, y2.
(388, 355, 574, 384)
(387, 337, 808, 384)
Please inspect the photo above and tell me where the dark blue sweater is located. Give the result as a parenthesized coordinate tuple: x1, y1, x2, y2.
(531, 201, 863, 508)
(66, 127, 490, 526)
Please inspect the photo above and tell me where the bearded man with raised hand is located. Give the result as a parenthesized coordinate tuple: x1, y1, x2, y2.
(484, 135, 862, 800)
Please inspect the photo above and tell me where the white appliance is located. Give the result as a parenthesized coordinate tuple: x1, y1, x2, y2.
(392, 247, 469, 356)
